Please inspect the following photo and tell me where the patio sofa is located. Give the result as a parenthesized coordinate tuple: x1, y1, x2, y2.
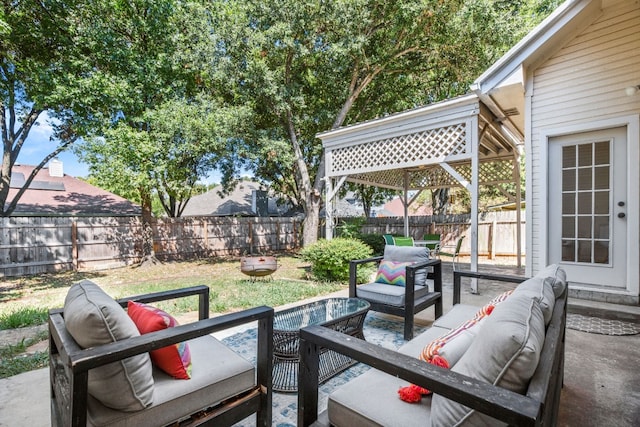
(48, 280, 273, 427)
(298, 265, 567, 426)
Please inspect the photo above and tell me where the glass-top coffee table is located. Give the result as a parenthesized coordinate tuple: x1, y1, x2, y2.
(272, 297, 370, 392)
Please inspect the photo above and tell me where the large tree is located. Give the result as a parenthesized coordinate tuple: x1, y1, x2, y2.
(72, 1, 249, 263)
(0, 0, 101, 216)
(220, 0, 554, 246)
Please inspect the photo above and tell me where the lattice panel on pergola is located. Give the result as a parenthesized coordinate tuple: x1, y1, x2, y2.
(346, 159, 515, 190)
(330, 123, 467, 175)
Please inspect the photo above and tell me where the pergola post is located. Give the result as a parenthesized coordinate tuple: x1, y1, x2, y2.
(325, 176, 334, 240)
(403, 170, 410, 237)
(514, 155, 523, 268)
(470, 119, 479, 293)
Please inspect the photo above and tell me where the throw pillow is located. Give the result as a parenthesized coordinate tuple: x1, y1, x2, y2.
(127, 301, 192, 379)
(63, 280, 154, 411)
(382, 245, 430, 287)
(431, 292, 546, 425)
(375, 260, 413, 287)
(399, 310, 491, 403)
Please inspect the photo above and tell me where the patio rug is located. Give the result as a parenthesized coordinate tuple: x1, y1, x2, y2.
(566, 313, 640, 336)
(222, 313, 426, 427)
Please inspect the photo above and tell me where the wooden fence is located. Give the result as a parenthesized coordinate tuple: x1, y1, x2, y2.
(0, 212, 523, 277)
(0, 216, 302, 277)
(335, 211, 525, 258)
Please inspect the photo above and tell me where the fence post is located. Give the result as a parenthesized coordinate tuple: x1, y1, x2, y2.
(72, 220, 78, 271)
(202, 218, 209, 254)
(276, 220, 281, 251)
(249, 220, 253, 255)
(489, 219, 496, 260)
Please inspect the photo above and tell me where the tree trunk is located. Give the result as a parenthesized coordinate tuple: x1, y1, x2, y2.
(138, 188, 160, 267)
(303, 193, 321, 246)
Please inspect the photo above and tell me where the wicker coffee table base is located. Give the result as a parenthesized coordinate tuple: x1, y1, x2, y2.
(272, 298, 369, 393)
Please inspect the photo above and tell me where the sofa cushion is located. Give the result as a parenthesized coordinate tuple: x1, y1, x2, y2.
(86, 335, 256, 427)
(328, 368, 433, 427)
(431, 292, 546, 426)
(534, 264, 567, 298)
(127, 301, 192, 379)
(512, 276, 556, 325)
(64, 280, 154, 411)
(356, 282, 431, 307)
(383, 245, 431, 287)
(432, 304, 479, 330)
(375, 260, 413, 286)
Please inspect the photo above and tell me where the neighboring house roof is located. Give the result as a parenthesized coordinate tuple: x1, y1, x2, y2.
(182, 180, 293, 217)
(377, 197, 431, 217)
(8, 163, 141, 216)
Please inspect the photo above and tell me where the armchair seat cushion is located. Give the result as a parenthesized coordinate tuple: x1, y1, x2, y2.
(356, 282, 432, 307)
(87, 334, 255, 427)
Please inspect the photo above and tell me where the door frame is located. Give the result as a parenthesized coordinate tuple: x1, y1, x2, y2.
(538, 115, 639, 297)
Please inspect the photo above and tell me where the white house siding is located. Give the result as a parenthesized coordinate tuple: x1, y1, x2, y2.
(528, 1, 640, 276)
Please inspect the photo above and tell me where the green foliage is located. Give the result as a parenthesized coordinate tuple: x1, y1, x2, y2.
(300, 238, 373, 282)
(335, 217, 367, 239)
(358, 234, 386, 256)
(0, 307, 48, 330)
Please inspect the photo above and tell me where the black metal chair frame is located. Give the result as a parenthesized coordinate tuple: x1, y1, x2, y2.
(349, 257, 442, 340)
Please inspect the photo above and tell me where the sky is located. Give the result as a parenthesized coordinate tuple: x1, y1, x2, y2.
(16, 115, 91, 178)
(16, 112, 224, 183)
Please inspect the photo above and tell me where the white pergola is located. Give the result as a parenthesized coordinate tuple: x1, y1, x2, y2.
(317, 94, 524, 286)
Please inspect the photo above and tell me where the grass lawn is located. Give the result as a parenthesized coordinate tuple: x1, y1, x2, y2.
(0, 253, 344, 320)
(0, 253, 346, 378)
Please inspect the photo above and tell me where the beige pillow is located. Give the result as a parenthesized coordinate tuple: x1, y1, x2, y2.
(512, 276, 556, 325)
(534, 264, 567, 298)
(63, 280, 154, 411)
(430, 292, 546, 426)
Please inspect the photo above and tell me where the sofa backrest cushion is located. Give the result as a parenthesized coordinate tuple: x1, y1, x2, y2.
(64, 280, 154, 411)
(431, 292, 546, 426)
(511, 276, 556, 325)
(534, 264, 567, 298)
(382, 246, 430, 287)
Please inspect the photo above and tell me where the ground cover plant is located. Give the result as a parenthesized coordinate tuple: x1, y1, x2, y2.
(0, 253, 343, 378)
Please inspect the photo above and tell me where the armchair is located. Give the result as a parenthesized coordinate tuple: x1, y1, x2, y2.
(49, 280, 273, 427)
(440, 235, 465, 270)
(349, 245, 442, 340)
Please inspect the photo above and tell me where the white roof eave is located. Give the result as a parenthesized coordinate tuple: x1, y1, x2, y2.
(471, 0, 601, 95)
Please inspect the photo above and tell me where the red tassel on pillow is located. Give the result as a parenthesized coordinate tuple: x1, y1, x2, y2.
(398, 384, 430, 402)
(430, 354, 450, 369)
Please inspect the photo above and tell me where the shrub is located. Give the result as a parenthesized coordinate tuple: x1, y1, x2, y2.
(358, 233, 385, 256)
(300, 238, 373, 282)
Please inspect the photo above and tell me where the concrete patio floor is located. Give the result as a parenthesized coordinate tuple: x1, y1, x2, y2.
(1, 262, 639, 426)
